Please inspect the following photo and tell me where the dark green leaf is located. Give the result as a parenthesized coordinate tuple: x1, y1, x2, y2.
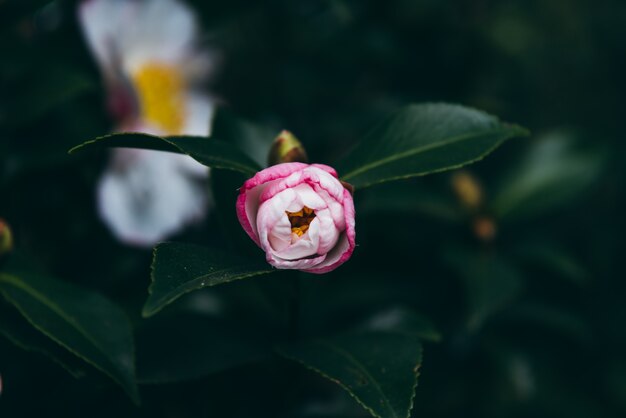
(0, 303, 87, 379)
(278, 331, 423, 418)
(143, 242, 275, 317)
(68, 133, 261, 176)
(136, 313, 272, 384)
(337, 103, 528, 189)
(492, 131, 604, 221)
(0, 272, 139, 403)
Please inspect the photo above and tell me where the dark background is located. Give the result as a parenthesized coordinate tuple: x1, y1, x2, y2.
(1, 0, 625, 417)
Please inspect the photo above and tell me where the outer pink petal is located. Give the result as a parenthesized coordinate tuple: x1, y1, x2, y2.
(260, 166, 344, 205)
(311, 163, 339, 178)
(236, 163, 308, 246)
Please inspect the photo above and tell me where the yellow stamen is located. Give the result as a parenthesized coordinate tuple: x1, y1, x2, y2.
(132, 63, 186, 134)
(286, 206, 316, 237)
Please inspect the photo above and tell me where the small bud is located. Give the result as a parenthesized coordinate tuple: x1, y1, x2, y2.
(473, 216, 496, 242)
(268, 130, 308, 166)
(452, 171, 483, 210)
(0, 219, 13, 256)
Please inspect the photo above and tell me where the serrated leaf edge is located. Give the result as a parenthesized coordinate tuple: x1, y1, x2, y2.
(342, 126, 528, 189)
(276, 339, 423, 418)
(141, 244, 275, 317)
(68, 132, 260, 176)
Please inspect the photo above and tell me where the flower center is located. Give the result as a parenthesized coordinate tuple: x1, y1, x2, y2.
(286, 206, 316, 237)
(131, 63, 186, 134)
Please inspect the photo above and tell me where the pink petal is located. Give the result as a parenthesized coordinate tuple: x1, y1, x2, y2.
(303, 188, 356, 274)
(236, 163, 309, 246)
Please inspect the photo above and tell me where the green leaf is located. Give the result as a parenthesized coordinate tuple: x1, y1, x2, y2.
(68, 133, 261, 176)
(278, 331, 423, 418)
(337, 103, 528, 189)
(0, 303, 87, 379)
(136, 313, 272, 384)
(491, 130, 604, 221)
(143, 242, 275, 317)
(0, 272, 139, 403)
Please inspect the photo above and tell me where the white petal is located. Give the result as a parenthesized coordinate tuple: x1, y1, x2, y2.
(314, 208, 340, 254)
(80, 0, 203, 73)
(305, 233, 351, 271)
(181, 93, 215, 137)
(119, 0, 199, 72)
(244, 179, 282, 239)
(291, 183, 327, 210)
(268, 215, 292, 252)
(78, 0, 137, 73)
(97, 148, 207, 247)
(272, 218, 321, 260)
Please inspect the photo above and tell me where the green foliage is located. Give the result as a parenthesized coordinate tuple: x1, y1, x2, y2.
(337, 104, 528, 189)
(136, 313, 272, 384)
(0, 302, 87, 378)
(0, 271, 139, 402)
(492, 131, 604, 221)
(143, 242, 275, 317)
(69, 133, 262, 176)
(278, 331, 423, 418)
(1, 0, 624, 417)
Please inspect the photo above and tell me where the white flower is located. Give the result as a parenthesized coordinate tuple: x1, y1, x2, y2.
(79, 0, 216, 246)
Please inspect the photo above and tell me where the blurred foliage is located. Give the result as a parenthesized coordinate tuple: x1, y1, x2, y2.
(1, 0, 626, 417)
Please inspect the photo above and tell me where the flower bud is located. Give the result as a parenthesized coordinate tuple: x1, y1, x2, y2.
(452, 171, 483, 210)
(237, 163, 356, 274)
(267, 130, 309, 166)
(0, 219, 14, 256)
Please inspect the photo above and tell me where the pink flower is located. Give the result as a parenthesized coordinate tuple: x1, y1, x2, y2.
(237, 163, 356, 274)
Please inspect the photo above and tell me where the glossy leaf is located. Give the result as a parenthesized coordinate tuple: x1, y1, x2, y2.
(68, 132, 261, 176)
(491, 131, 604, 221)
(338, 103, 528, 189)
(278, 331, 423, 418)
(0, 272, 139, 402)
(0, 303, 86, 378)
(143, 242, 275, 317)
(136, 313, 272, 384)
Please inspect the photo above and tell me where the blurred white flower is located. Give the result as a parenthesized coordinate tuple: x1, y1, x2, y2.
(79, 0, 216, 246)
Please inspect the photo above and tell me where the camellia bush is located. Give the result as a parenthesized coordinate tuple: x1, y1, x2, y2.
(2, 101, 527, 416)
(1, 1, 624, 418)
